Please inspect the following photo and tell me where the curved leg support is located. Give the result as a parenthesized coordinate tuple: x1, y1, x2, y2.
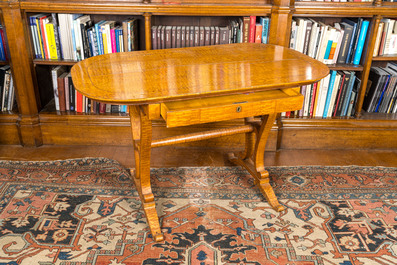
(129, 106, 164, 242)
(229, 113, 284, 212)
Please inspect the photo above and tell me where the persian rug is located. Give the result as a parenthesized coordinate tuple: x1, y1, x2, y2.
(0, 158, 396, 265)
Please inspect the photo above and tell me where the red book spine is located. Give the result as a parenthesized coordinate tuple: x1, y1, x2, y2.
(0, 29, 9, 60)
(249, 16, 256, 43)
(76, 90, 83, 113)
(39, 16, 49, 59)
(255, 24, 262, 43)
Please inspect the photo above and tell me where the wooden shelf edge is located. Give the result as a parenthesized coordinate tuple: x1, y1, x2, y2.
(19, 2, 272, 16)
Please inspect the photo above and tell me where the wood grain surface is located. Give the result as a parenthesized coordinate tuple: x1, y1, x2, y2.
(71, 43, 329, 104)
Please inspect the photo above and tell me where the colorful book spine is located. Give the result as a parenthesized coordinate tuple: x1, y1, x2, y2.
(46, 23, 58, 60)
(353, 20, 369, 65)
(322, 70, 337, 118)
(249, 16, 256, 43)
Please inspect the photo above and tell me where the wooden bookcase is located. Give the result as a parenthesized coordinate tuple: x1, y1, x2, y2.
(0, 0, 397, 150)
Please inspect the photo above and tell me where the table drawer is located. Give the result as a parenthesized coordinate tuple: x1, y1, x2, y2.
(160, 88, 303, 128)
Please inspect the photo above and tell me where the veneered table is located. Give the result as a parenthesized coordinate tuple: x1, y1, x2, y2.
(71, 43, 329, 241)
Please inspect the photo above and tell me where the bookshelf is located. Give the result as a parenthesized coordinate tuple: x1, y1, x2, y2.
(1, 0, 397, 150)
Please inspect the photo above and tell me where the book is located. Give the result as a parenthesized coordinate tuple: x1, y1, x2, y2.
(6, 75, 15, 111)
(379, 69, 396, 113)
(51, 65, 67, 111)
(151, 26, 157, 50)
(57, 71, 69, 112)
(29, 15, 42, 59)
(307, 19, 319, 58)
(45, 22, 58, 59)
(0, 65, 9, 111)
(342, 18, 359, 64)
(260, 17, 270, 44)
(341, 74, 356, 116)
(332, 71, 345, 117)
(347, 80, 358, 117)
(315, 73, 331, 118)
(242, 17, 250, 43)
(322, 70, 337, 118)
(382, 18, 396, 55)
(337, 22, 354, 64)
(352, 20, 369, 65)
(373, 22, 385, 57)
(51, 13, 62, 59)
(363, 67, 388, 112)
(326, 72, 342, 118)
(254, 23, 263, 43)
(1, 68, 11, 111)
(335, 71, 352, 116)
(302, 19, 313, 55)
(249, 16, 256, 43)
(289, 20, 297, 50)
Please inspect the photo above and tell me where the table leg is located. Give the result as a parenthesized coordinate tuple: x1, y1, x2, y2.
(129, 105, 164, 242)
(229, 113, 284, 212)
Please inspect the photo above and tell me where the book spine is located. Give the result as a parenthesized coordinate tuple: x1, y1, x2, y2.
(342, 75, 357, 116)
(254, 24, 262, 43)
(249, 16, 256, 43)
(57, 74, 66, 111)
(46, 23, 58, 60)
(337, 27, 352, 64)
(51, 68, 60, 111)
(110, 28, 116, 53)
(64, 74, 70, 111)
(353, 20, 369, 65)
(322, 70, 336, 118)
(51, 13, 62, 59)
(345, 23, 358, 64)
(40, 16, 50, 60)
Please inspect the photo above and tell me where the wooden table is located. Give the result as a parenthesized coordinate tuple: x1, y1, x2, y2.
(71, 43, 329, 241)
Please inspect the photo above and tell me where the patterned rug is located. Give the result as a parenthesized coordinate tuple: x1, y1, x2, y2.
(0, 158, 396, 265)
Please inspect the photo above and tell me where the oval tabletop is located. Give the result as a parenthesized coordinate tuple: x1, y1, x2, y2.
(71, 43, 329, 104)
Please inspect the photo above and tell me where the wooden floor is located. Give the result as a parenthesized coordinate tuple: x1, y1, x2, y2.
(1, 145, 396, 168)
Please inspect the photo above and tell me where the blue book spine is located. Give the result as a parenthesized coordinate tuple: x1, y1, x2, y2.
(260, 17, 269, 44)
(87, 29, 94, 57)
(375, 75, 390, 112)
(115, 28, 120, 53)
(0, 32, 5, 61)
(345, 22, 358, 64)
(95, 21, 105, 55)
(342, 75, 356, 116)
(353, 20, 369, 65)
(322, 70, 337, 118)
(323, 40, 333, 60)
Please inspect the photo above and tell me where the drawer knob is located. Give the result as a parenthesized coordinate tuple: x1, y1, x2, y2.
(236, 106, 242, 113)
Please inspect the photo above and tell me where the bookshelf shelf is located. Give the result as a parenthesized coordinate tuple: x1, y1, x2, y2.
(327, 64, 364, 71)
(372, 55, 397, 61)
(0, 0, 395, 149)
(33, 59, 78, 66)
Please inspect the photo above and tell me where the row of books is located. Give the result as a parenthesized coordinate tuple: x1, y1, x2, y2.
(51, 65, 128, 113)
(290, 18, 369, 65)
(286, 70, 359, 118)
(0, 25, 9, 61)
(151, 16, 270, 49)
(29, 13, 138, 61)
(363, 63, 397, 113)
(373, 18, 397, 57)
(0, 65, 16, 112)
